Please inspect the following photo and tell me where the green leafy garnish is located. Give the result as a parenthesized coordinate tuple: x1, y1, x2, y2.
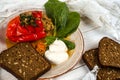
(57, 12, 80, 38)
(45, 36, 75, 50)
(44, 0, 69, 33)
(44, 0, 80, 50)
(20, 13, 36, 27)
(61, 39, 75, 50)
(45, 36, 56, 45)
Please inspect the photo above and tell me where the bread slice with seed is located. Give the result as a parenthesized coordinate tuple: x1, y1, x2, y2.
(99, 37, 120, 68)
(0, 42, 51, 80)
(82, 48, 100, 70)
(97, 68, 120, 80)
(83, 48, 120, 80)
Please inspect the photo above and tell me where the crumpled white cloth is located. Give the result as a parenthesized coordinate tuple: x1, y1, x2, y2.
(66, 0, 120, 41)
(82, 66, 99, 80)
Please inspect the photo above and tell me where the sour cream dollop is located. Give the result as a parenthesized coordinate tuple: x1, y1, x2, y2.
(45, 39, 69, 64)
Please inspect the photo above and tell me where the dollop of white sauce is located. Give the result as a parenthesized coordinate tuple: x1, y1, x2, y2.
(45, 39, 69, 64)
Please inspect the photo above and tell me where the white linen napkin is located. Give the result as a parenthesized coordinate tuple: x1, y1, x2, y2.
(0, 0, 47, 18)
(82, 66, 99, 80)
(67, 0, 120, 41)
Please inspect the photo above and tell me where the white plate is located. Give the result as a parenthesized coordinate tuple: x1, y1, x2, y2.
(0, 8, 84, 79)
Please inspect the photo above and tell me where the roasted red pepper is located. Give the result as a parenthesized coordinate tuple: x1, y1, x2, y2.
(6, 11, 46, 42)
(32, 11, 42, 18)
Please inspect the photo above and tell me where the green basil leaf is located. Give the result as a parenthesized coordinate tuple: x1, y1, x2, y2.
(45, 36, 56, 45)
(61, 39, 75, 50)
(44, 0, 69, 31)
(57, 12, 80, 38)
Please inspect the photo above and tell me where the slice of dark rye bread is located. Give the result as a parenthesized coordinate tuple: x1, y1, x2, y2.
(82, 48, 100, 70)
(0, 42, 51, 80)
(97, 68, 120, 80)
(99, 37, 120, 68)
(82, 48, 120, 80)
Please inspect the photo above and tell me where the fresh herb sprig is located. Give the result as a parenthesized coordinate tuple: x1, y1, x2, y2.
(20, 13, 37, 27)
(45, 36, 75, 50)
(44, 0, 80, 50)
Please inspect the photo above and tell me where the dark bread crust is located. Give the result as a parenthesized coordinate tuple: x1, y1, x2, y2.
(99, 37, 120, 68)
(97, 68, 120, 80)
(0, 64, 23, 80)
(82, 48, 100, 70)
(0, 42, 51, 80)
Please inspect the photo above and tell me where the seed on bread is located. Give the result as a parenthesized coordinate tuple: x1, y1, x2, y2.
(14, 62, 18, 65)
(18, 69, 22, 74)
